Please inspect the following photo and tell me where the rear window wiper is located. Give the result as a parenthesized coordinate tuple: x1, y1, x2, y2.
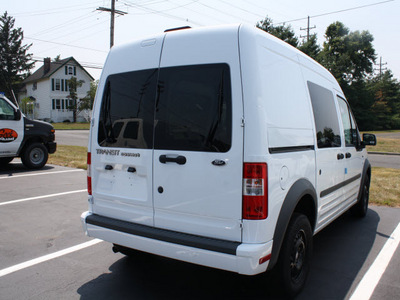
(102, 81, 116, 144)
(205, 70, 224, 151)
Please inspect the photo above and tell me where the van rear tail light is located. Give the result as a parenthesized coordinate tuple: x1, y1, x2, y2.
(243, 163, 268, 220)
(87, 152, 92, 195)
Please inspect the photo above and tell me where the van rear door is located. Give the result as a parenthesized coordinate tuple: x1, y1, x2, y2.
(91, 36, 163, 227)
(153, 28, 244, 241)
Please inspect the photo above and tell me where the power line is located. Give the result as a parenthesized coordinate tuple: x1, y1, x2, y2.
(274, 0, 395, 25)
(24, 37, 108, 53)
(123, 0, 203, 26)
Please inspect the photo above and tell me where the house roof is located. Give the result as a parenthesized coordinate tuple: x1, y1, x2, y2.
(23, 56, 94, 83)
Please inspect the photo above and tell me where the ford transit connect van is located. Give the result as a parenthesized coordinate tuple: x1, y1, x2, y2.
(81, 24, 376, 296)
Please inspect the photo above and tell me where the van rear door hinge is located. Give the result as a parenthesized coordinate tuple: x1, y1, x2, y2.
(241, 117, 245, 127)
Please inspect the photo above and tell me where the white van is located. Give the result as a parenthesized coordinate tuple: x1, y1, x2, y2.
(81, 24, 376, 296)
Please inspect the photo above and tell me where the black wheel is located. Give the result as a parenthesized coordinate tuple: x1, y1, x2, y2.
(21, 143, 48, 169)
(277, 213, 313, 298)
(351, 174, 370, 218)
(0, 157, 13, 166)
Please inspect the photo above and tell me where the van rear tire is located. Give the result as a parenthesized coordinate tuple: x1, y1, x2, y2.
(21, 143, 48, 169)
(276, 213, 312, 297)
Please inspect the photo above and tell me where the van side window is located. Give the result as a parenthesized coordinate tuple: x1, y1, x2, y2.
(337, 96, 359, 147)
(98, 69, 158, 149)
(154, 63, 232, 152)
(307, 81, 341, 148)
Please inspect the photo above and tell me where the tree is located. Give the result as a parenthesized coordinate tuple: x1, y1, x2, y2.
(319, 22, 376, 85)
(0, 12, 34, 105)
(67, 76, 85, 123)
(367, 71, 400, 129)
(79, 80, 98, 121)
(256, 16, 299, 47)
(298, 34, 321, 61)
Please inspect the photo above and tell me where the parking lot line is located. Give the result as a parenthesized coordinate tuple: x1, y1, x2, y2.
(0, 169, 84, 180)
(349, 222, 400, 300)
(0, 190, 87, 206)
(0, 239, 102, 278)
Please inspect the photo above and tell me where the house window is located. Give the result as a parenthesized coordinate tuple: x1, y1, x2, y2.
(56, 99, 61, 109)
(68, 99, 75, 110)
(68, 66, 74, 75)
(55, 79, 61, 91)
(33, 82, 37, 90)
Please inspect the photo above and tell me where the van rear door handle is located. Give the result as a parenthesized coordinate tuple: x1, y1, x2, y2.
(105, 165, 113, 170)
(345, 152, 351, 158)
(159, 155, 187, 165)
(337, 153, 344, 160)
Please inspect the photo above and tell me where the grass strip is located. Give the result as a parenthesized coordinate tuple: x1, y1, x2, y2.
(370, 167, 400, 207)
(52, 123, 90, 130)
(48, 145, 87, 170)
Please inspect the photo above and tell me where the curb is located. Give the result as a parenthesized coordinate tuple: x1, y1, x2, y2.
(368, 151, 400, 156)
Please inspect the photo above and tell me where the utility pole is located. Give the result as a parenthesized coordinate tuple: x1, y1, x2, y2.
(300, 16, 316, 42)
(374, 56, 387, 78)
(97, 0, 127, 48)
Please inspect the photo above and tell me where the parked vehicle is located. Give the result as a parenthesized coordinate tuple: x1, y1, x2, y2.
(81, 24, 376, 296)
(0, 94, 56, 169)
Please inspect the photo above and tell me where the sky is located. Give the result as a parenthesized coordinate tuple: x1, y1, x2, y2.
(3, 0, 400, 80)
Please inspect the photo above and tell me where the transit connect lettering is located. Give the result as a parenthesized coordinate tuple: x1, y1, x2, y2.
(95, 149, 140, 158)
(96, 149, 120, 156)
(121, 152, 140, 157)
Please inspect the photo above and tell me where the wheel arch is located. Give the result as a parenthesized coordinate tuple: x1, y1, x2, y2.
(17, 136, 45, 156)
(268, 178, 317, 270)
(358, 158, 371, 201)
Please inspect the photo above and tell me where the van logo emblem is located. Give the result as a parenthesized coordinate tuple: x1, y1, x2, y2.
(212, 159, 226, 166)
(0, 128, 18, 143)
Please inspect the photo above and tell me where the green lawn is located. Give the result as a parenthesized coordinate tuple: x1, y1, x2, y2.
(52, 122, 90, 130)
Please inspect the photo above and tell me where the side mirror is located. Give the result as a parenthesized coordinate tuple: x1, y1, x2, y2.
(362, 133, 377, 146)
(14, 109, 22, 121)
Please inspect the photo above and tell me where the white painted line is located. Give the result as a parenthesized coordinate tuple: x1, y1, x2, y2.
(350, 222, 400, 300)
(0, 189, 87, 206)
(0, 169, 84, 180)
(0, 239, 102, 277)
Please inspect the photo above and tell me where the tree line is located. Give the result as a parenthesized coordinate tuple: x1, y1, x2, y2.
(257, 16, 400, 130)
(1, 10, 399, 129)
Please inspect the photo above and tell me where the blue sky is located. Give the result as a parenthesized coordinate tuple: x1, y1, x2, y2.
(3, 0, 400, 80)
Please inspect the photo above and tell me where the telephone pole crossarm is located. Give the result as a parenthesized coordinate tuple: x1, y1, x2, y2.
(300, 16, 316, 42)
(96, 0, 127, 48)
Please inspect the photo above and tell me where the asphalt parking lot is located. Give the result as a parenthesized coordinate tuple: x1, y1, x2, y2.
(0, 161, 399, 300)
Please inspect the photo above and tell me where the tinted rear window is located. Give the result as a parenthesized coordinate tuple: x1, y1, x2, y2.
(98, 63, 232, 152)
(308, 81, 341, 148)
(154, 63, 232, 152)
(98, 69, 157, 148)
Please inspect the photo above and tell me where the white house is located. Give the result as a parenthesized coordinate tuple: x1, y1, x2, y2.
(19, 57, 94, 122)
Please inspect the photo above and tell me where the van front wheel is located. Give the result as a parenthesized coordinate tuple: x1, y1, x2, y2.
(277, 213, 312, 297)
(351, 174, 370, 218)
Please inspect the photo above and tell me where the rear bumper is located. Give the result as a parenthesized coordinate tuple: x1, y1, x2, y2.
(81, 211, 272, 275)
